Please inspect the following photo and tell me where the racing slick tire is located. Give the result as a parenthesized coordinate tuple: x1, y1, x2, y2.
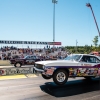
(14, 62, 22, 67)
(53, 69, 68, 86)
(42, 74, 52, 80)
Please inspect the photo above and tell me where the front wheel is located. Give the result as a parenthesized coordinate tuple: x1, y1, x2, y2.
(42, 74, 52, 80)
(14, 62, 22, 67)
(53, 69, 68, 86)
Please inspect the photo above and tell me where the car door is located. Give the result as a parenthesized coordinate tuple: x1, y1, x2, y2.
(78, 55, 99, 76)
(30, 56, 35, 64)
(25, 56, 32, 65)
(90, 56, 100, 76)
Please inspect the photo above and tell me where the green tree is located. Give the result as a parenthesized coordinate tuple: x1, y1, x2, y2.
(92, 36, 99, 47)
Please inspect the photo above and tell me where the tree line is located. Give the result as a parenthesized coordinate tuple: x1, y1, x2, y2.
(64, 36, 100, 54)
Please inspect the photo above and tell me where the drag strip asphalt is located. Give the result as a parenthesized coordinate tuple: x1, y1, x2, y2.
(0, 65, 100, 100)
(0, 76, 100, 100)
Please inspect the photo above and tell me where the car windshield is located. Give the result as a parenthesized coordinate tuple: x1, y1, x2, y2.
(24, 55, 38, 59)
(24, 56, 30, 59)
(64, 54, 82, 61)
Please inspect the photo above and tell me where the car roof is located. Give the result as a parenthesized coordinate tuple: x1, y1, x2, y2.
(70, 54, 97, 56)
(26, 55, 36, 56)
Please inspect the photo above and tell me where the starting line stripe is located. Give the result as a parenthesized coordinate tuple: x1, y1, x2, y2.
(25, 74, 38, 78)
(0, 74, 38, 80)
(0, 75, 27, 80)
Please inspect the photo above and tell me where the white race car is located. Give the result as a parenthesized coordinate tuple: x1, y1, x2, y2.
(34, 54, 100, 85)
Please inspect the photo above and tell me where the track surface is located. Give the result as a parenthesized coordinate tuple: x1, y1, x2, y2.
(0, 76, 100, 100)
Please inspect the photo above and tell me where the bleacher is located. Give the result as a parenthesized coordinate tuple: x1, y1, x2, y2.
(0, 46, 68, 60)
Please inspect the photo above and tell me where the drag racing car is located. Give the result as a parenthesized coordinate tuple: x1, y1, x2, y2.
(10, 55, 42, 67)
(34, 54, 100, 86)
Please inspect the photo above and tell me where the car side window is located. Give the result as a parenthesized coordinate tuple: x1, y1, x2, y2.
(26, 56, 31, 59)
(81, 55, 100, 63)
(90, 56, 100, 63)
(81, 56, 89, 62)
(31, 56, 36, 59)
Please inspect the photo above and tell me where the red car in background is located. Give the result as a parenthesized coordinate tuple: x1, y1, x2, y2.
(10, 55, 42, 67)
(90, 51, 100, 56)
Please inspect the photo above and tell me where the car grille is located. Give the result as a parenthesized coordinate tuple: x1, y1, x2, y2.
(35, 64, 43, 70)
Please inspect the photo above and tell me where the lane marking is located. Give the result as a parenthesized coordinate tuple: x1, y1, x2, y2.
(0, 75, 27, 80)
(0, 74, 39, 80)
(25, 74, 38, 78)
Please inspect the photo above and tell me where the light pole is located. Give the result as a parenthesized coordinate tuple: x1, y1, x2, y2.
(52, 0, 58, 43)
(76, 40, 78, 52)
(86, 3, 100, 36)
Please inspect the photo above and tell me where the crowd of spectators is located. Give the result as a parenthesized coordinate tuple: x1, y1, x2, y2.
(0, 46, 69, 60)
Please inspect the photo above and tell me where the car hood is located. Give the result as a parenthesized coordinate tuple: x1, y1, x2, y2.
(35, 60, 79, 66)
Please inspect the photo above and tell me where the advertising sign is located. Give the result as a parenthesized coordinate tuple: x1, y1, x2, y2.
(0, 67, 34, 76)
(0, 69, 4, 75)
(0, 40, 61, 45)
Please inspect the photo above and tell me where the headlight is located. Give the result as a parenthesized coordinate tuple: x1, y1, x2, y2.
(42, 65, 45, 69)
(34, 64, 37, 67)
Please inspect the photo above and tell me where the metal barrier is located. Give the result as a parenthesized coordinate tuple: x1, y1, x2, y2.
(0, 67, 34, 76)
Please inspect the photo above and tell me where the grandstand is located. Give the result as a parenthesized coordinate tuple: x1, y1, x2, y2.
(0, 46, 68, 60)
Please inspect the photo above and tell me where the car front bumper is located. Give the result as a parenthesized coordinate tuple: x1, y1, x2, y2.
(33, 66, 55, 76)
(33, 67, 45, 76)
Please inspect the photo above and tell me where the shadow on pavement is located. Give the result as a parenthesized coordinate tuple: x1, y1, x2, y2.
(40, 78, 100, 97)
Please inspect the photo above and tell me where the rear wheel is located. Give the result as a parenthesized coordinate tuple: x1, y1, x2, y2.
(41, 74, 52, 80)
(53, 69, 68, 86)
(14, 62, 22, 67)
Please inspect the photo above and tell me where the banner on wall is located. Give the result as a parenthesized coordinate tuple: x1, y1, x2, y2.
(0, 40, 61, 45)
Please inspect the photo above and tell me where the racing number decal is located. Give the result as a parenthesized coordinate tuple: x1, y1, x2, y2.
(69, 68, 99, 76)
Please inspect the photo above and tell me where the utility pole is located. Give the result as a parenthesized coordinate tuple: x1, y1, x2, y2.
(52, 0, 58, 43)
(76, 40, 78, 52)
(86, 3, 100, 36)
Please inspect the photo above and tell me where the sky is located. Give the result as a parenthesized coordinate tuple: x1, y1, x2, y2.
(0, 0, 100, 48)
